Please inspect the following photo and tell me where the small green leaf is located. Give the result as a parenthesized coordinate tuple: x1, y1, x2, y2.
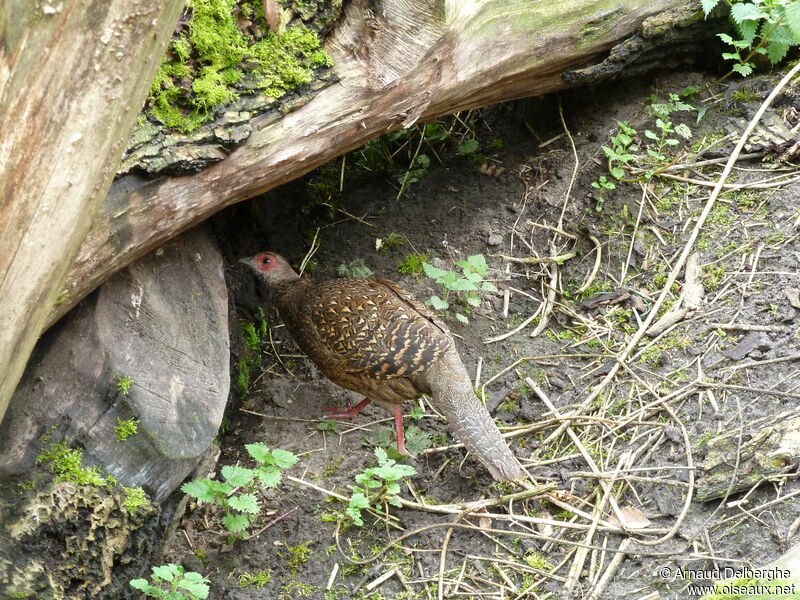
(337, 259, 374, 278)
(245, 442, 272, 464)
(223, 513, 251, 533)
(766, 41, 789, 65)
(349, 492, 370, 510)
(730, 3, 763, 24)
(222, 465, 254, 488)
(674, 124, 692, 139)
(271, 449, 297, 469)
(732, 63, 754, 77)
(463, 270, 483, 283)
(455, 313, 469, 324)
(385, 482, 401, 495)
(178, 573, 210, 599)
(181, 479, 216, 503)
(448, 279, 478, 292)
(466, 295, 481, 307)
(228, 493, 260, 514)
(466, 254, 488, 273)
(427, 295, 449, 310)
(786, 3, 800, 38)
(482, 281, 498, 293)
(129, 579, 153, 592)
(403, 424, 431, 454)
(256, 465, 282, 488)
(152, 563, 182, 582)
(421, 262, 448, 280)
(457, 139, 479, 155)
(701, 0, 720, 16)
(374, 447, 389, 464)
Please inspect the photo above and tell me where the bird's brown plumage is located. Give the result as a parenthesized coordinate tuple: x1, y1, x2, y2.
(241, 252, 523, 481)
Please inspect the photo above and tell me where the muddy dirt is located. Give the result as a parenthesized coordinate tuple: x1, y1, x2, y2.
(160, 69, 800, 599)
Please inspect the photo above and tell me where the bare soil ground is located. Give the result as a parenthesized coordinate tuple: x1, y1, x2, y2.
(162, 69, 800, 599)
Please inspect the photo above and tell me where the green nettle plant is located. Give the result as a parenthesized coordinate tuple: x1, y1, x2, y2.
(590, 175, 616, 212)
(345, 448, 416, 526)
(422, 254, 498, 324)
(602, 94, 694, 182)
(130, 564, 210, 600)
(643, 95, 694, 163)
(235, 308, 267, 396)
(181, 443, 297, 542)
(703, 0, 800, 78)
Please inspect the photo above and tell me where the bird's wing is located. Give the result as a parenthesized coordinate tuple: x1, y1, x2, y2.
(304, 278, 451, 379)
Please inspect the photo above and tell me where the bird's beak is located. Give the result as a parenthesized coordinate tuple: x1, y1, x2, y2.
(238, 257, 253, 266)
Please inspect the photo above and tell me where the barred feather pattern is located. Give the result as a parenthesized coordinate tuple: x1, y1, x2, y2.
(255, 255, 523, 481)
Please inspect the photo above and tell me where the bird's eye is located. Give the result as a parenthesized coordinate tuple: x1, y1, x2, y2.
(262, 256, 271, 265)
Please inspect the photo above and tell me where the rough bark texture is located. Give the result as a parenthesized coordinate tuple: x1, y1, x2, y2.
(0, 0, 186, 425)
(47, 0, 700, 334)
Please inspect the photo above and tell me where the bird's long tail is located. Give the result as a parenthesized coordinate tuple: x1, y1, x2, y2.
(425, 349, 523, 481)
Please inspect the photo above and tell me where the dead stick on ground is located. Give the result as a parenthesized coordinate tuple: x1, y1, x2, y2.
(565, 454, 628, 592)
(575, 235, 602, 295)
(438, 508, 475, 600)
(587, 538, 634, 600)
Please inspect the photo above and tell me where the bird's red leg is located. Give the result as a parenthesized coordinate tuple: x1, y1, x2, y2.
(321, 397, 372, 421)
(393, 404, 410, 456)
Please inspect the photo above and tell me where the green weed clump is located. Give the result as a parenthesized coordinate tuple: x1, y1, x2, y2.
(397, 253, 429, 279)
(337, 259, 374, 277)
(236, 309, 267, 397)
(181, 442, 297, 542)
(344, 448, 415, 526)
(37, 442, 113, 487)
(130, 564, 210, 600)
(116, 376, 134, 395)
(122, 486, 150, 516)
(422, 254, 498, 324)
(703, 0, 800, 77)
(114, 417, 139, 441)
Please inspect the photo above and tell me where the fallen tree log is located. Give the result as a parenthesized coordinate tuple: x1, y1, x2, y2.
(49, 0, 708, 332)
(0, 0, 186, 425)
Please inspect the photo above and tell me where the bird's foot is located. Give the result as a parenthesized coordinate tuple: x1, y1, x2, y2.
(393, 404, 412, 457)
(321, 397, 372, 422)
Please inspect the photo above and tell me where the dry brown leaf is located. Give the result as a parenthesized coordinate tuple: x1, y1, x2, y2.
(607, 506, 651, 529)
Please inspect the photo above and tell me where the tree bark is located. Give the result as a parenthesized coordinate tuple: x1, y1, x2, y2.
(0, 0, 186, 422)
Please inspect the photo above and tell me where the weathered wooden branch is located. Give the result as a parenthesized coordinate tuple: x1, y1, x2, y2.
(49, 0, 703, 331)
(696, 409, 800, 502)
(0, 0, 185, 423)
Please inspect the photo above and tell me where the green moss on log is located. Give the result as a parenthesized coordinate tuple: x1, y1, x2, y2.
(147, 0, 333, 133)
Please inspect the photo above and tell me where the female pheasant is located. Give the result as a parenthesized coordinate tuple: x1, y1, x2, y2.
(240, 252, 523, 481)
